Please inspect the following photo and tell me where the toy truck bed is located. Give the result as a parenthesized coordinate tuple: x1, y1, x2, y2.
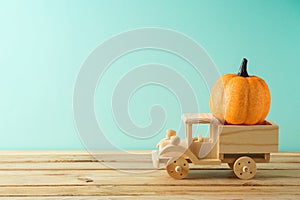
(218, 121, 279, 163)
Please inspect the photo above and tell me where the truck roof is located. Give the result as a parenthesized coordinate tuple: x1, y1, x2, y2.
(182, 113, 214, 124)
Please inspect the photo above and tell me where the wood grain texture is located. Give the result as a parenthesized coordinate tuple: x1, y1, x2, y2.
(219, 122, 278, 153)
(0, 151, 299, 199)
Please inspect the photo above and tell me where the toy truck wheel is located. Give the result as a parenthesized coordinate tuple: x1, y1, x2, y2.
(166, 157, 189, 179)
(233, 156, 257, 180)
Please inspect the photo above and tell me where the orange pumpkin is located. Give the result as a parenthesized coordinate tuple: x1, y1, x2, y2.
(210, 58, 271, 125)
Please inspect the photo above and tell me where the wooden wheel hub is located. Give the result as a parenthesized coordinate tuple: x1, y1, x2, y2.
(233, 156, 257, 180)
(175, 166, 182, 172)
(243, 166, 249, 172)
(166, 157, 189, 179)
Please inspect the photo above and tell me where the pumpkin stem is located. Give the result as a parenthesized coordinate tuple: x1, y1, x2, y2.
(237, 58, 249, 77)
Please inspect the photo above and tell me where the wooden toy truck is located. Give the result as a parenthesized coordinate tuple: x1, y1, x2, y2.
(152, 113, 279, 180)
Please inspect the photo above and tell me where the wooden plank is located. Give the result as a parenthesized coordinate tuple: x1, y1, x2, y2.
(0, 150, 150, 155)
(0, 185, 299, 196)
(0, 162, 299, 170)
(0, 169, 299, 186)
(270, 152, 300, 163)
(0, 151, 299, 198)
(1, 152, 299, 163)
(0, 195, 298, 200)
(0, 153, 151, 163)
(0, 151, 295, 157)
(0, 151, 296, 156)
(0, 150, 152, 163)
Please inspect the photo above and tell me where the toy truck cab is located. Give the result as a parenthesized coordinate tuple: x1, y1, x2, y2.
(152, 113, 278, 180)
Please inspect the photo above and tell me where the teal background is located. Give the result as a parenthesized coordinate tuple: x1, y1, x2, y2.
(0, 0, 299, 151)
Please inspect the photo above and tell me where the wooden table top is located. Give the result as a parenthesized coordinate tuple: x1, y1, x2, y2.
(0, 151, 299, 199)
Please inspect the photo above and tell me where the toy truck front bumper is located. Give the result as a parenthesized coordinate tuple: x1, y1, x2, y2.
(152, 150, 169, 169)
(152, 150, 160, 168)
